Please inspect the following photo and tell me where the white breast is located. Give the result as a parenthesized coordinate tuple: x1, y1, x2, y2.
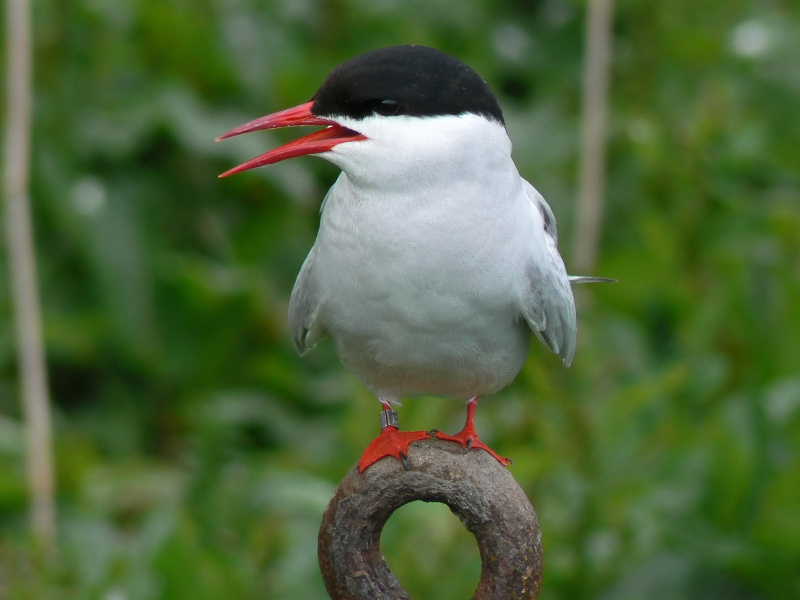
(310, 159, 537, 401)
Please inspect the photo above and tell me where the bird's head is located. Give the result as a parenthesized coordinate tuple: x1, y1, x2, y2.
(217, 45, 509, 185)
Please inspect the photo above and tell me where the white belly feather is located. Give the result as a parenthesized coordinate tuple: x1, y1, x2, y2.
(309, 171, 535, 400)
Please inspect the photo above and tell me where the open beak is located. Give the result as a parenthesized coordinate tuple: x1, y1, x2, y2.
(216, 101, 366, 178)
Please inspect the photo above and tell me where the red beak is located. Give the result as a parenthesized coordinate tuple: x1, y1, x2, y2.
(216, 101, 366, 178)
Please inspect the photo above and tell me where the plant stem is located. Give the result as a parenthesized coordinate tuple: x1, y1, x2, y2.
(3, 0, 56, 552)
(574, 0, 615, 273)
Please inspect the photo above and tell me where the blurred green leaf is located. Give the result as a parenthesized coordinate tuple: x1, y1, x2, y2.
(1, 0, 798, 598)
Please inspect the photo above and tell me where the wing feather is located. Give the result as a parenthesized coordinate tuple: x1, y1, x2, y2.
(519, 183, 577, 366)
(288, 247, 325, 354)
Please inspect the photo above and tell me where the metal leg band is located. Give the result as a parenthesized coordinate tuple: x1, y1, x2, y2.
(380, 408, 399, 429)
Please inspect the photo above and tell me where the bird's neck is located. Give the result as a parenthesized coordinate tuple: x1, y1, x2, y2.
(326, 114, 515, 194)
(329, 154, 523, 217)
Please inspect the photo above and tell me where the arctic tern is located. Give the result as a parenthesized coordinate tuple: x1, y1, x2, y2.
(217, 45, 609, 472)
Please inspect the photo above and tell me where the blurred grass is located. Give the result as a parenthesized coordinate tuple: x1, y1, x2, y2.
(1, 0, 799, 598)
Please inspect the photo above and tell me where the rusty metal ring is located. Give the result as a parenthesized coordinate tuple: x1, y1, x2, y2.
(319, 438, 542, 599)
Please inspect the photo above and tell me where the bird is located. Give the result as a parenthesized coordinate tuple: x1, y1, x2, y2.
(217, 45, 610, 473)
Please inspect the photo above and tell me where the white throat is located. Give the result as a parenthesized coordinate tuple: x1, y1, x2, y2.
(320, 113, 514, 192)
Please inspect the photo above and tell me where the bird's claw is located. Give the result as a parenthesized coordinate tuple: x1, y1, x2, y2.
(434, 429, 511, 467)
(357, 427, 430, 473)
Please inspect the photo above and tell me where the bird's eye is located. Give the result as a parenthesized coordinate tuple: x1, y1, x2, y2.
(372, 99, 401, 116)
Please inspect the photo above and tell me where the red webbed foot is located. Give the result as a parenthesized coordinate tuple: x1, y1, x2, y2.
(435, 397, 511, 466)
(435, 429, 511, 466)
(358, 426, 431, 473)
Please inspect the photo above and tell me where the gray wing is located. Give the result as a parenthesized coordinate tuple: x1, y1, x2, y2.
(533, 187, 559, 243)
(519, 183, 577, 366)
(288, 246, 325, 354)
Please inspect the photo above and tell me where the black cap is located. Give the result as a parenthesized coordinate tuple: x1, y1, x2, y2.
(311, 45, 504, 125)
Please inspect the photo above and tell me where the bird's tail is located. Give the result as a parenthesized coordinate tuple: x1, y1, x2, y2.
(569, 275, 617, 284)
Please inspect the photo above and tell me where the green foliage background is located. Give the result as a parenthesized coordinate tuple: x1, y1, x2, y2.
(1, 0, 799, 598)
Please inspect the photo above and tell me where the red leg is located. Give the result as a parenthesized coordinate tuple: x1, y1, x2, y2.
(435, 397, 511, 466)
(358, 401, 431, 473)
